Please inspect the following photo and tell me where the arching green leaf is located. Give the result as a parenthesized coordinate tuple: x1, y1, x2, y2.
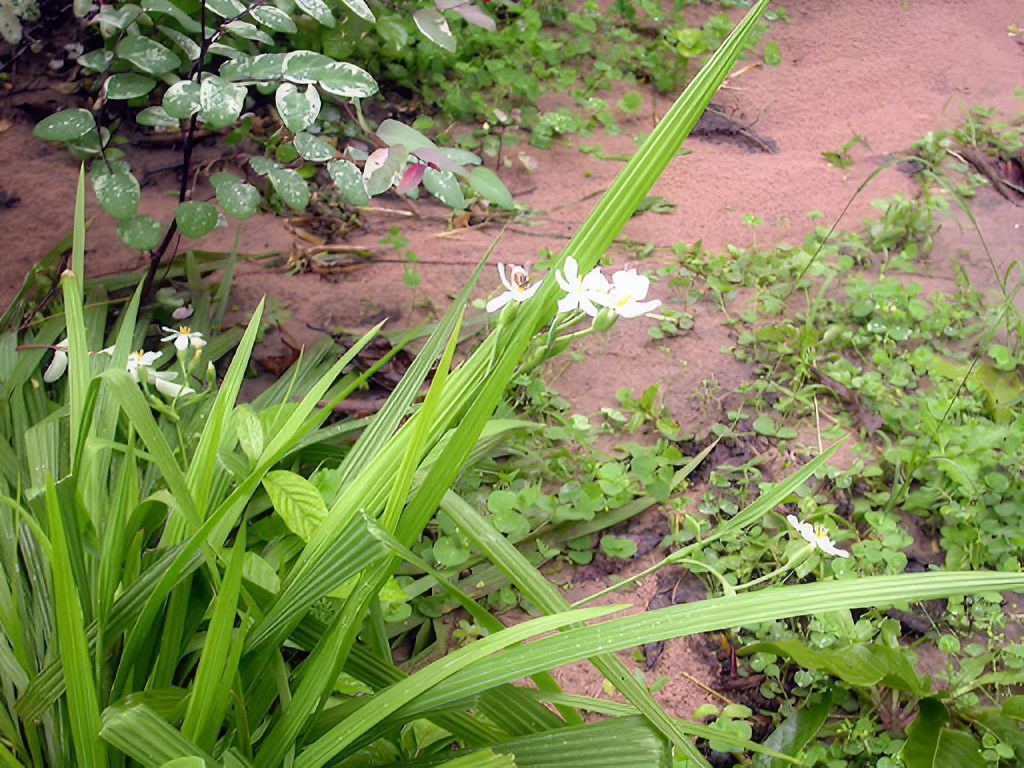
(263, 470, 329, 541)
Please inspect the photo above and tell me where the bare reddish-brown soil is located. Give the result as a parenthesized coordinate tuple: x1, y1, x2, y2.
(1, 0, 1022, 719)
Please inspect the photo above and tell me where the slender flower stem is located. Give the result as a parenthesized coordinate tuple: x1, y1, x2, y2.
(733, 546, 814, 592)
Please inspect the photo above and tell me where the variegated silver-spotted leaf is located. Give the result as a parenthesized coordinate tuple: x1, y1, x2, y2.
(142, 0, 201, 32)
(275, 83, 320, 134)
(77, 49, 114, 72)
(220, 53, 287, 83)
(175, 201, 219, 238)
(282, 50, 334, 84)
(204, 0, 245, 17)
(33, 108, 96, 142)
(294, 0, 334, 27)
(210, 172, 260, 220)
(92, 164, 140, 220)
(104, 73, 157, 100)
(423, 168, 466, 209)
(135, 106, 179, 128)
(412, 8, 455, 52)
(163, 80, 201, 119)
(0, 9, 23, 45)
(293, 132, 335, 163)
(198, 76, 246, 129)
(266, 166, 310, 210)
(158, 25, 201, 61)
(338, 0, 374, 23)
(250, 6, 297, 33)
(117, 215, 163, 251)
(327, 159, 369, 206)
(224, 20, 274, 46)
(116, 35, 181, 76)
(363, 145, 408, 196)
(249, 155, 276, 176)
(208, 42, 244, 59)
(316, 62, 377, 99)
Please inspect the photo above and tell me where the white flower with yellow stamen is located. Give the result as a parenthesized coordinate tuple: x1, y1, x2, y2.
(787, 514, 850, 558)
(161, 325, 206, 352)
(594, 268, 661, 318)
(486, 263, 542, 313)
(555, 257, 609, 317)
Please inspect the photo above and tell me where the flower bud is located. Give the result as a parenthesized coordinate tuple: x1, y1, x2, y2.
(592, 308, 617, 333)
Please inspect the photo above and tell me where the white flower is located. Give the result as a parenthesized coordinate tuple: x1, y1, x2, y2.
(148, 370, 195, 399)
(593, 268, 662, 318)
(126, 350, 161, 381)
(555, 257, 609, 317)
(161, 325, 205, 352)
(486, 263, 542, 313)
(787, 514, 850, 558)
(43, 339, 70, 383)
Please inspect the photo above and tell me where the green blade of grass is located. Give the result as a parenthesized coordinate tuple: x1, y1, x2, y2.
(100, 703, 216, 767)
(60, 269, 90, 469)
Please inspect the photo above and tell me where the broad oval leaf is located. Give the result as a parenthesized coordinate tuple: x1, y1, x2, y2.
(142, 0, 201, 32)
(174, 201, 219, 238)
(104, 73, 157, 100)
(116, 35, 181, 76)
(423, 168, 466, 209)
(163, 80, 201, 119)
(248, 155, 276, 176)
(205, 0, 245, 16)
(135, 106, 178, 128)
(452, 2, 495, 30)
(315, 61, 377, 99)
(363, 146, 408, 196)
(338, 0, 374, 23)
(283, 50, 335, 83)
(93, 166, 141, 220)
(275, 83, 321, 134)
(77, 49, 114, 72)
(327, 159, 369, 205)
(250, 6, 297, 33)
(397, 163, 426, 194)
(467, 166, 513, 209)
(117, 215, 163, 251)
(413, 8, 455, 52)
(210, 173, 261, 220)
(158, 25, 202, 61)
(262, 470, 328, 541)
(198, 76, 246, 129)
(34, 108, 96, 142)
(294, 0, 334, 27)
(220, 52, 287, 82)
(376, 118, 435, 153)
(293, 132, 335, 163)
(0, 9, 22, 45)
(266, 166, 311, 210)
(224, 20, 274, 45)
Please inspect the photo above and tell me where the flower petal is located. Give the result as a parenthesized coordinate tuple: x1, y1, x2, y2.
(43, 350, 68, 383)
(485, 292, 513, 313)
(557, 293, 578, 314)
(174, 335, 189, 352)
(616, 299, 662, 318)
(819, 540, 850, 558)
(497, 263, 512, 292)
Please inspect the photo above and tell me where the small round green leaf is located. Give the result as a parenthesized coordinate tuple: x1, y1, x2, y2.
(117, 215, 163, 251)
(198, 75, 246, 129)
(77, 49, 114, 72)
(175, 201, 219, 238)
(104, 73, 157, 100)
(163, 80, 201, 118)
(0, 9, 23, 45)
(116, 35, 181, 76)
(467, 166, 513, 209)
(211, 173, 261, 220)
(327, 159, 369, 205)
(34, 108, 96, 142)
(423, 168, 466, 209)
(267, 167, 310, 210)
(93, 166, 140, 220)
(293, 132, 335, 163)
(275, 83, 321, 134)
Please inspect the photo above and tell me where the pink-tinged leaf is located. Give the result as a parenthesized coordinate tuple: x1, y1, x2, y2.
(412, 145, 466, 176)
(435, 0, 465, 9)
(397, 163, 426, 194)
(452, 3, 495, 30)
(362, 147, 389, 181)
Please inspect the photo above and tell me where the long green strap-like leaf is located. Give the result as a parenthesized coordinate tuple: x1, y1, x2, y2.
(402, 571, 1024, 716)
(294, 605, 625, 768)
(45, 476, 106, 768)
